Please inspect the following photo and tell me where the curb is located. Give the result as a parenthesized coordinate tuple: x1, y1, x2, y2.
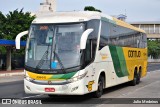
(0, 72, 24, 77)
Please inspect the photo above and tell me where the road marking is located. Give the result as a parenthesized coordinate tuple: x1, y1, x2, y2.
(96, 71, 160, 107)
(118, 81, 160, 97)
(148, 70, 160, 73)
(20, 94, 43, 99)
(96, 82, 160, 107)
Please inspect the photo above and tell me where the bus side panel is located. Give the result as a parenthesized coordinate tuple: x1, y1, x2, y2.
(95, 46, 147, 87)
(122, 47, 148, 80)
(109, 46, 132, 84)
(87, 45, 147, 92)
(94, 46, 129, 88)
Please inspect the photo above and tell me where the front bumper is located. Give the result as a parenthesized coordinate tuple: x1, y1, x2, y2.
(24, 78, 87, 95)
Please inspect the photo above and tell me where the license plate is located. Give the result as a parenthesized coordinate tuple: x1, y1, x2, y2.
(45, 88, 55, 92)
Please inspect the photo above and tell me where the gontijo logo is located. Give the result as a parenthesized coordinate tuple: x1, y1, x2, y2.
(128, 50, 141, 58)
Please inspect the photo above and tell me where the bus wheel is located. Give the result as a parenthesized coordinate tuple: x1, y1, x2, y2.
(130, 71, 138, 86)
(93, 76, 104, 98)
(136, 71, 141, 84)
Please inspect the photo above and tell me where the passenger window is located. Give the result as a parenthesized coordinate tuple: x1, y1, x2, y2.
(99, 21, 110, 50)
(85, 39, 97, 65)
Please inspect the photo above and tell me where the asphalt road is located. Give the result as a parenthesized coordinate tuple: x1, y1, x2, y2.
(0, 63, 160, 107)
(147, 63, 160, 72)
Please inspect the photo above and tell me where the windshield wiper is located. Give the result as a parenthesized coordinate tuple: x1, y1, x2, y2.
(36, 44, 50, 70)
(50, 26, 66, 73)
(51, 43, 66, 73)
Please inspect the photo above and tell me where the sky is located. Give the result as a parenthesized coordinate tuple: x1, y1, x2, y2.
(0, 0, 159, 22)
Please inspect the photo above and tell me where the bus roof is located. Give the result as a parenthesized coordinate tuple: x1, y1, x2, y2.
(33, 11, 145, 33)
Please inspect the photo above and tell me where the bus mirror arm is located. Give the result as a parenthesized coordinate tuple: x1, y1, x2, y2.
(80, 29, 94, 50)
(15, 31, 29, 49)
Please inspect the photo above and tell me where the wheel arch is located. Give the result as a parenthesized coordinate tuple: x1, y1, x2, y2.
(95, 70, 106, 89)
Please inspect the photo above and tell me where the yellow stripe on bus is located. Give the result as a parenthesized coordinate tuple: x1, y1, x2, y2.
(27, 71, 53, 80)
(113, 17, 145, 33)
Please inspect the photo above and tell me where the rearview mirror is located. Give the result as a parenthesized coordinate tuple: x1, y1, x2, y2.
(15, 31, 28, 49)
(80, 29, 94, 49)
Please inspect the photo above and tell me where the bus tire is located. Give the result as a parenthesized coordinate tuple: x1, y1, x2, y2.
(136, 71, 141, 84)
(130, 70, 138, 86)
(93, 75, 104, 98)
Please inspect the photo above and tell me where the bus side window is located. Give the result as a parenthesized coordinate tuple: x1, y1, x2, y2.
(85, 40, 91, 63)
(99, 36, 108, 50)
(91, 39, 97, 59)
(143, 33, 147, 48)
(83, 19, 100, 66)
(85, 39, 97, 65)
(99, 21, 110, 50)
(140, 33, 147, 48)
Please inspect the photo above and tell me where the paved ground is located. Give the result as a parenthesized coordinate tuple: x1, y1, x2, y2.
(147, 63, 160, 72)
(0, 69, 24, 77)
(0, 76, 23, 83)
(0, 63, 160, 107)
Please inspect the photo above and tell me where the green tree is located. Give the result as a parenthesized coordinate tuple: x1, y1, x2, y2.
(148, 40, 160, 59)
(84, 6, 102, 12)
(0, 12, 7, 54)
(0, 9, 35, 55)
(0, 11, 6, 39)
(2, 9, 35, 40)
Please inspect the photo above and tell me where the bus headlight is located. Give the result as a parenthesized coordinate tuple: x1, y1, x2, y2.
(67, 71, 88, 83)
(24, 75, 34, 82)
(24, 70, 34, 82)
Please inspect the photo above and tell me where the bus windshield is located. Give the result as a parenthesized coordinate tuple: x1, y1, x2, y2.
(25, 23, 85, 72)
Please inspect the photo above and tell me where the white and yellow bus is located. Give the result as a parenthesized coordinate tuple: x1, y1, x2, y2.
(16, 11, 148, 98)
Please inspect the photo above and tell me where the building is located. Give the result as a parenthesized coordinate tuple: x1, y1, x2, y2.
(130, 21, 160, 39)
(39, 0, 56, 13)
(0, 40, 26, 71)
(130, 21, 160, 62)
(34, 0, 56, 16)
